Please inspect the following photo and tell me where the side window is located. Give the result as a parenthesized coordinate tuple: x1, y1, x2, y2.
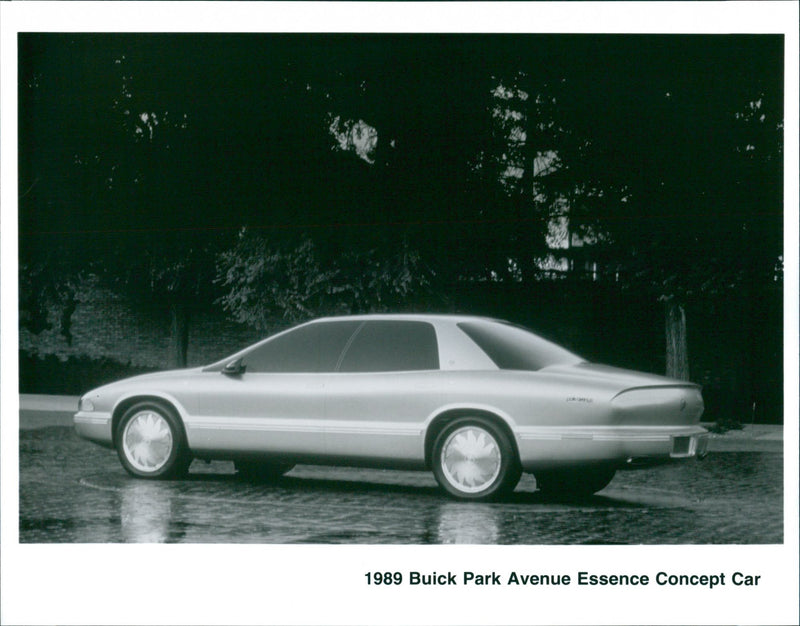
(337, 321, 439, 372)
(243, 321, 361, 373)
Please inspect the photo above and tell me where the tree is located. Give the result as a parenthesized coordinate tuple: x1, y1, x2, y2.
(566, 38, 784, 382)
(454, 36, 782, 388)
(216, 229, 434, 331)
(19, 35, 234, 367)
(216, 232, 336, 330)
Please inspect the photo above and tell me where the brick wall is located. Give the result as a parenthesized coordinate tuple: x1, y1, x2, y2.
(20, 279, 263, 369)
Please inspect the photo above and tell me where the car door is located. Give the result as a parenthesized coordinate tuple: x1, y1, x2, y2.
(323, 320, 443, 465)
(187, 321, 361, 457)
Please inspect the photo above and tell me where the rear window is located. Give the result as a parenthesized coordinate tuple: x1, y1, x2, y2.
(457, 321, 582, 371)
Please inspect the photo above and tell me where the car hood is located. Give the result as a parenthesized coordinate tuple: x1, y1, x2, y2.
(543, 362, 700, 390)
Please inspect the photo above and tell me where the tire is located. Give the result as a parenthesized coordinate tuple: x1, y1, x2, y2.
(535, 465, 616, 498)
(115, 401, 191, 479)
(432, 417, 521, 501)
(235, 460, 294, 482)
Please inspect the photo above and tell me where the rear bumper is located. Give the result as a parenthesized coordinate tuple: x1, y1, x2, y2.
(516, 425, 709, 471)
(669, 430, 709, 459)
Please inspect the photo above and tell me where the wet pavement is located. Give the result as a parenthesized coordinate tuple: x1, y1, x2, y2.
(18, 417, 783, 544)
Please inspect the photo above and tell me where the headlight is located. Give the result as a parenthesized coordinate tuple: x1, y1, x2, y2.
(79, 397, 95, 412)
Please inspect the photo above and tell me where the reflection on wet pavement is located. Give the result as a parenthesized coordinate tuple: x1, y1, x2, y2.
(120, 482, 182, 542)
(19, 427, 783, 544)
(435, 503, 500, 544)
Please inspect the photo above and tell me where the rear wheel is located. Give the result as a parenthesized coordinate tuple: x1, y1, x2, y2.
(535, 465, 616, 498)
(432, 417, 521, 501)
(115, 402, 191, 479)
(234, 460, 294, 482)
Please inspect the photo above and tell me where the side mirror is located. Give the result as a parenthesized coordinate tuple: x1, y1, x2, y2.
(222, 357, 246, 377)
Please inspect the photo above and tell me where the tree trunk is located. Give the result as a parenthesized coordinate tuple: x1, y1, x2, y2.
(59, 288, 77, 346)
(169, 302, 190, 368)
(665, 300, 690, 380)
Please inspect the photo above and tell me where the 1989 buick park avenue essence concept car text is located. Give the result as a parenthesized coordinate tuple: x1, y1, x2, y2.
(74, 314, 708, 500)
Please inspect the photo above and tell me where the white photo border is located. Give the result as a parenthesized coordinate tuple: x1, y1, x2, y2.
(2, 3, 798, 625)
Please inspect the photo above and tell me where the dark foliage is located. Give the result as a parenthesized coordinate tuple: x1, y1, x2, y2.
(19, 352, 157, 395)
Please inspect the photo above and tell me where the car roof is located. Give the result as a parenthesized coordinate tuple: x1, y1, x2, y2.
(203, 313, 506, 371)
(311, 313, 501, 325)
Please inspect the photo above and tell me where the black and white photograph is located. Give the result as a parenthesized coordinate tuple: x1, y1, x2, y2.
(2, 2, 798, 625)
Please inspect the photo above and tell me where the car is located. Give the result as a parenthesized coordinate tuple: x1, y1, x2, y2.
(74, 314, 708, 500)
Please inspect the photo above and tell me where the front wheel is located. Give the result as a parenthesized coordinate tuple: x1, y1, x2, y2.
(115, 402, 191, 479)
(432, 417, 521, 501)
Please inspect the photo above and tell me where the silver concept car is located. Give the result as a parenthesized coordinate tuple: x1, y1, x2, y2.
(74, 314, 708, 500)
